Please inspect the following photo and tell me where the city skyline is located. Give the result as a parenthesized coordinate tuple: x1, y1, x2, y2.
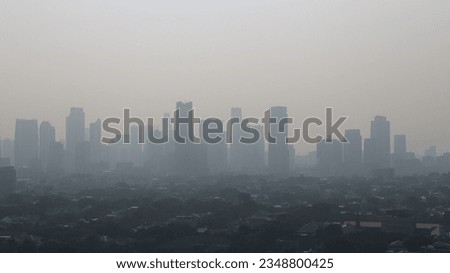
(1, 103, 449, 156)
(1, 103, 450, 179)
(0, 104, 448, 157)
(1, 1, 450, 154)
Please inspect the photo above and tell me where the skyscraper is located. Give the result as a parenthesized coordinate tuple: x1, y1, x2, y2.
(363, 138, 376, 169)
(343, 129, 362, 175)
(268, 106, 290, 174)
(370, 116, 391, 169)
(14, 119, 39, 170)
(65, 107, 85, 172)
(174, 101, 192, 176)
(228, 107, 244, 173)
(173, 101, 206, 176)
(39, 121, 56, 172)
(393, 134, 407, 160)
(392, 134, 410, 175)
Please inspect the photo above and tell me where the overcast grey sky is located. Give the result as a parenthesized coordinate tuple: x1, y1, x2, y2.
(1, 1, 449, 154)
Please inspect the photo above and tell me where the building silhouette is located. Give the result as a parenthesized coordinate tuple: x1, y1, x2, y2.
(363, 138, 375, 169)
(228, 107, 244, 173)
(4, 105, 450, 179)
(65, 107, 85, 173)
(393, 134, 407, 160)
(268, 106, 290, 174)
(14, 119, 39, 171)
(368, 116, 391, 169)
(173, 101, 206, 176)
(39, 121, 56, 173)
(343, 129, 362, 175)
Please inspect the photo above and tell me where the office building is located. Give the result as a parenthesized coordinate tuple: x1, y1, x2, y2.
(39, 121, 56, 172)
(14, 119, 39, 170)
(65, 107, 85, 172)
(268, 106, 290, 174)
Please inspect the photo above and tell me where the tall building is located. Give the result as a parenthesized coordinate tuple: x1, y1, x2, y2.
(393, 134, 407, 160)
(228, 107, 244, 173)
(174, 101, 193, 175)
(369, 116, 391, 169)
(363, 138, 376, 168)
(65, 107, 85, 172)
(343, 129, 362, 175)
(268, 106, 290, 174)
(393, 134, 414, 175)
(14, 119, 39, 170)
(39, 121, 56, 172)
(173, 101, 206, 176)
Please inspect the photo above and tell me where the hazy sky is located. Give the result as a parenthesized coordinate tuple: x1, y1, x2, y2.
(1, 1, 449, 155)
